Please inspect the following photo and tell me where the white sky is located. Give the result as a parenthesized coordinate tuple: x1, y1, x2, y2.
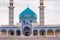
(0, 0, 60, 26)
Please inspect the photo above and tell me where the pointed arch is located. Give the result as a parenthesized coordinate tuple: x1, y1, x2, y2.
(16, 30, 21, 36)
(55, 30, 60, 37)
(8, 30, 14, 36)
(1, 30, 7, 36)
(23, 26, 31, 36)
(39, 30, 46, 36)
(33, 30, 38, 36)
(47, 30, 54, 36)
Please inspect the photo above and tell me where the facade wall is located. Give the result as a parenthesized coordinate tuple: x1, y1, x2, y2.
(0, 28, 60, 37)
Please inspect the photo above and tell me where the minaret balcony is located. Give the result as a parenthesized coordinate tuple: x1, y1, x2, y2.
(39, 5, 45, 8)
(8, 6, 15, 8)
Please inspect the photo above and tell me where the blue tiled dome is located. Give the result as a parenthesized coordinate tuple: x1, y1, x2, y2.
(19, 8, 37, 19)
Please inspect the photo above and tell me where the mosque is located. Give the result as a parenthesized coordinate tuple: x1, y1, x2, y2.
(0, 0, 60, 40)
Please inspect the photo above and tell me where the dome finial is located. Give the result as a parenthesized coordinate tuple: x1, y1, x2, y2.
(27, 4, 29, 8)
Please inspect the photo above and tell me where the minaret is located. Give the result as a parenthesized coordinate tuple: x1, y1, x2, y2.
(8, 0, 15, 26)
(39, 0, 45, 25)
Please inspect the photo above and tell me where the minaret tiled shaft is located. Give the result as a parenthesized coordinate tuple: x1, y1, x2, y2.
(8, 0, 15, 26)
(39, 0, 45, 25)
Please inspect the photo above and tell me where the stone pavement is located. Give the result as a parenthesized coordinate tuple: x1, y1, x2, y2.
(0, 36, 59, 40)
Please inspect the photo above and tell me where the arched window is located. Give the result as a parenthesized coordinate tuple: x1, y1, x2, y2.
(1, 30, 7, 36)
(55, 30, 60, 37)
(39, 30, 46, 36)
(33, 30, 38, 36)
(16, 30, 21, 36)
(8, 30, 14, 36)
(47, 30, 54, 36)
(24, 26, 30, 30)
